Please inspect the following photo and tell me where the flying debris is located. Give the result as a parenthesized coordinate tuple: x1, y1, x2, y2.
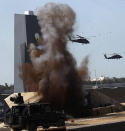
(69, 35, 89, 44)
(104, 53, 123, 60)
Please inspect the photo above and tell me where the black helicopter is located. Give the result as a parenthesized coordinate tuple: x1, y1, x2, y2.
(104, 53, 123, 59)
(69, 35, 89, 44)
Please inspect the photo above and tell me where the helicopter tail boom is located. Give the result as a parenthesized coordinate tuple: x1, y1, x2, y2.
(104, 54, 108, 59)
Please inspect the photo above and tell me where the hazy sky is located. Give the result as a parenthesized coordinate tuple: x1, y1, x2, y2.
(0, 0, 125, 84)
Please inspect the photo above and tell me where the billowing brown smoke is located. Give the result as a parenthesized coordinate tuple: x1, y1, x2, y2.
(21, 3, 88, 117)
(78, 56, 89, 82)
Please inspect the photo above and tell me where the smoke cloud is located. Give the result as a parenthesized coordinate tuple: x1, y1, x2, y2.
(21, 3, 89, 117)
(78, 56, 89, 82)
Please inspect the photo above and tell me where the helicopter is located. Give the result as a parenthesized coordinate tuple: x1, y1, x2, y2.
(104, 53, 123, 59)
(68, 35, 89, 44)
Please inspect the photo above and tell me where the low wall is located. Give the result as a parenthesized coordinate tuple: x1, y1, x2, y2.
(67, 121, 125, 131)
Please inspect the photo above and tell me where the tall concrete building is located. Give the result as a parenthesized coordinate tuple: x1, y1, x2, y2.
(14, 11, 41, 92)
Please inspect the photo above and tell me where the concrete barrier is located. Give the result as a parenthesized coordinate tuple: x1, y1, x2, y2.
(92, 105, 117, 116)
(67, 121, 125, 131)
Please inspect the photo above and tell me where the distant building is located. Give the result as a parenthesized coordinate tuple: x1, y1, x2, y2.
(92, 76, 110, 82)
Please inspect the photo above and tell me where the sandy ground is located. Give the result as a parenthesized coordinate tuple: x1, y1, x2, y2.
(0, 123, 66, 131)
(0, 122, 10, 131)
(66, 111, 125, 129)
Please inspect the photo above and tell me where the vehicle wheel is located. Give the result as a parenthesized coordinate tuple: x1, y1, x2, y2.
(57, 119, 65, 127)
(28, 129, 37, 131)
(27, 125, 37, 131)
(13, 128, 21, 131)
(28, 128, 37, 131)
(43, 125, 50, 129)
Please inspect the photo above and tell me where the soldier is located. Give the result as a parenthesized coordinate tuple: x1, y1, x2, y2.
(10, 93, 24, 104)
(16, 93, 24, 104)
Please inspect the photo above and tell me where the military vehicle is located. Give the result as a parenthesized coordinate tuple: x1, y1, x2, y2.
(4, 103, 65, 131)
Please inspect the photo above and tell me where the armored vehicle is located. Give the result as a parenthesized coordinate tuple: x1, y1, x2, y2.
(4, 103, 65, 131)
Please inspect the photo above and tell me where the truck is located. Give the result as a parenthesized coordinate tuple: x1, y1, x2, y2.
(4, 103, 65, 131)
